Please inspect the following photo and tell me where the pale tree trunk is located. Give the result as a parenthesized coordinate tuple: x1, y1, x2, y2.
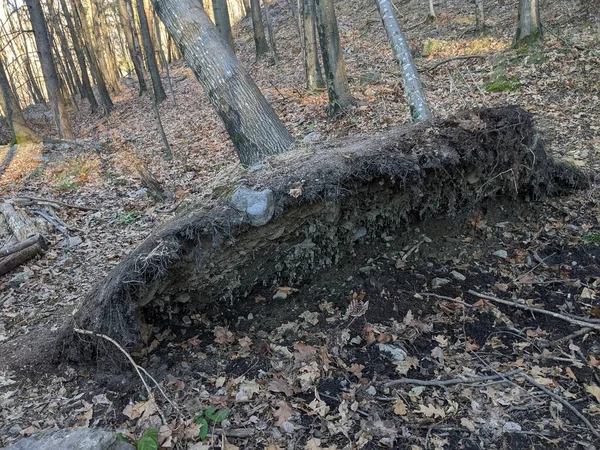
(475, 0, 484, 33)
(0, 59, 40, 144)
(262, 0, 278, 63)
(428, 0, 435, 19)
(376, 0, 432, 122)
(73, 0, 114, 112)
(212, 0, 235, 50)
(137, 0, 167, 103)
(514, 0, 542, 46)
(25, 0, 74, 139)
(301, 0, 324, 91)
(153, 14, 176, 104)
(91, 0, 121, 95)
(250, 0, 269, 58)
(152, 0, 294, 165)
(118, 0, 148, 95)
(314, 0, 354, 116)
(59, 0, 99, 112)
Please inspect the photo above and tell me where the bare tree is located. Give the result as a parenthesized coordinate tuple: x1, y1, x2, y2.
(212, 0, 235, 50)
(25, 0, 74, 139)
(514, 0, 542, 46)
(152, 0, 294, 165)
(118, 0, 148, 95)
(301, 0, 324, 91)
(250, 0, 268, 58)
(428, 0, 435, 20)
(137, 0, 167, 103)
(314, 0, 354, 116)
(262, 0, 278, 63)
(0, 58, 40, 143)
(475, 0, 484, 33)
(376, 0, 432, 122)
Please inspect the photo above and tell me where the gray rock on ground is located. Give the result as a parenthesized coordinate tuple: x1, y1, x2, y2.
(1, 428, 134, 450)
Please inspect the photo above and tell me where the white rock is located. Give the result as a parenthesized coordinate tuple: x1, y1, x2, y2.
(492, 249, 508, 259)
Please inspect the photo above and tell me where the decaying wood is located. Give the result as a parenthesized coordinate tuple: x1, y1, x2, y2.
(0, 202, 42, 241)
(0, 234, 47, 276)
(135, 163, 175, 202)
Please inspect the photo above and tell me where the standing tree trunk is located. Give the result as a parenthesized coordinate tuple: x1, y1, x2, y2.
(475, 0, 485, 33)
(262, 0, 278, 63)
(137, 0, 167, 104)
(119, 0, 148, 95)
(212, 0, 235, 50)
(152, 0, 294, 165)
(314, 0, 354, 116)
(514, 0, 542, 46)
(250, 0, 269, 59)
(0, 59, 40, 144)
(25, 0, 75, 139)
(59, 0, 99, 112)
(301, 0, 324, 91)
(376, 0, 432, 122)
(91, 0, 121, 94)
(73, 0, 114, 112)
(428, 0, 436, 19)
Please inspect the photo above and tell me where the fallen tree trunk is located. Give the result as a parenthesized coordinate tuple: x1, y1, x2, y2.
(3, 107, 588, 366)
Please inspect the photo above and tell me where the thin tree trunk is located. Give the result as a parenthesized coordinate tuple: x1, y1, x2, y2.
(152, 0, 294, 165)
(72, 0, 113, 112)
(149, 93, 172, 158)
(376, 0, 431, 122)
(25, 0, 75, 139)
(0, 59, 40, 144)
(428, 0, 436, 19)
(475, 0, 484, 33)
(262, 0, 278, 63)
(314, 0, 354, 116)
(302, 0, 324, 91)
(11, 12, 46, 104)
(91, 0, 121, 94)
(250, 0, 269, 58)
(153, 14, 176, 104)
(212, 0, 235, 50)
(514, 0, 542, 46)
(59, 0, 98, 111)
(137, 0, 167, 103)
(118, 0, 148, 95)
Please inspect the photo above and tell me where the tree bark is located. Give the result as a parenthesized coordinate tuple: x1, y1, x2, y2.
(0, 59, 40, 144)
(262, 0, 278, 63)
(514, 0, 542, 46)
(59, 0, 99, 112)
(376, 0, 432, 122)
(250, 0, 269, 58)
(152, 0, 294, 165)
(72, 0, 113, 112)
(137, 0, 167, 104)
(25, 0, 75, 139)
(314, 0, 354, 116)
(118, 0, 148, 95)
(428, 0, 436, 19)
(301, 0, 325, 91)
(91, 0, 121, 95)
(475, 0, 484, 33)
(212, 0, 235, 50)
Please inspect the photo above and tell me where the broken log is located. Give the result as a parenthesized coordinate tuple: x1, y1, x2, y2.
(0, 234, 47, 276)
(2, 107, 588, 367)
(0, 202, 40, 241)
(136, 163, 175, 202)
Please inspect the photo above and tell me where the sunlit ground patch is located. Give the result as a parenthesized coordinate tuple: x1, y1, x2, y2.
(0, 143, 44, 190)
(422, 37, 510, 58)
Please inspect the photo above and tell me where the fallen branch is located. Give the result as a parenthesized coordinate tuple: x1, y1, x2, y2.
(467, 290, 600, 331)
(418, 292, 474, 308)
(517, 371, 600, 438)
(5, 196, 98, 212)
(384, 369, 522, 387)
(425, 55, 486, 72)
(0, 234, 47, 276)
(0, 234, 45, 258)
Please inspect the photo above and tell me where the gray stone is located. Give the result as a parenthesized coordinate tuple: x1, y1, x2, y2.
(248, 163, 265, 173)
(231, 187, 275, 227)
(273, 291, 288, 300)
(492, 249, 508, 259)
(431, 277, 450, 288)
(303, 132, 322, 142)
(68, 236, 83, 247)
(377, 343, 407, 361)
(134, 188, 148, 196)
(450, 271, 466, 281)
(2, 428, 134, 450)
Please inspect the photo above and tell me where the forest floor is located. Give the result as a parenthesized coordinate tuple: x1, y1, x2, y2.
(1, 0, 600, 448)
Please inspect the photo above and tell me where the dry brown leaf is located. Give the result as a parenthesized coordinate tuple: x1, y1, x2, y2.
(417, 404, 446, 419)
(274, 401, 294, 431)
(214, 326, 235, 344)
(460, 417, 476, 432)
(268, 377, 294, 397)
(393, 398, 407, 416)
(585, 384, 600, 403)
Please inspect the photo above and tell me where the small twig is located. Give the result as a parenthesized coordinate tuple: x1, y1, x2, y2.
(425, 55, 486, 72)
(518, 371, 600, 438)
(384, 369, 522, 388)
(467, 290, 600, 331)
(551, 327, 593, 346)
(418, 292, 474, 308)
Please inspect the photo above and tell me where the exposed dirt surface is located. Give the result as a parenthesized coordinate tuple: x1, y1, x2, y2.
(1, 0, 600, 448)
